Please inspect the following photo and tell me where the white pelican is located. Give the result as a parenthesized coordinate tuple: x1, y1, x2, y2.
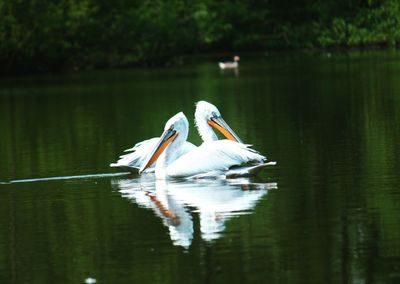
(110, 101, 242, 172)
(218, 55, 240, 69)
(139, 112, 270, 179)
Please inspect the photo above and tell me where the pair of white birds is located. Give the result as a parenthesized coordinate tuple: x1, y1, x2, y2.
(110, 101, 275, 179)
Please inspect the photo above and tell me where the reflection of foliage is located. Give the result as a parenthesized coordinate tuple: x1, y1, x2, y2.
(1, 52, 400, 282)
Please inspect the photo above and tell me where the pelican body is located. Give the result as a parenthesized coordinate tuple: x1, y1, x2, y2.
(110, 101, 242, 172)
(139, 112, 268, 179)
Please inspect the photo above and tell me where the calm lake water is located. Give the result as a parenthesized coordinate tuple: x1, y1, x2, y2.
(1, 51, 400, 283)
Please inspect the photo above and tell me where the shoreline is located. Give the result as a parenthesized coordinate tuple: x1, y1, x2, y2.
(1, 45, 399, 78)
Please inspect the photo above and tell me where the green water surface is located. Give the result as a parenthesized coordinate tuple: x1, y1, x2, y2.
(1, 51, 399, 283)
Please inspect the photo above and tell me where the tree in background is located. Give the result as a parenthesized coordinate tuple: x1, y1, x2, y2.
(0, 0, 399, 74)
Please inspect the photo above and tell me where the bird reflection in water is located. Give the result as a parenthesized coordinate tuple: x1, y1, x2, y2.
(112, 176, 277, 248)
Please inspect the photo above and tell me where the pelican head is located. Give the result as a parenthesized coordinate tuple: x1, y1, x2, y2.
(195, 101, 243, 143)
(139, 112, 189, 174)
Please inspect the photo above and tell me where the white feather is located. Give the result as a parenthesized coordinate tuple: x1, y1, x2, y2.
(110, 138, 158, 169)
(165, 140, 266, 178)
(225, 161, 277, 178)
(194, 101, 220, 142)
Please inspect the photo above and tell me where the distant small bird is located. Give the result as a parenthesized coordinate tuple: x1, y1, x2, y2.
(218, 56, 240, 69)
(85, 277, 97, 284)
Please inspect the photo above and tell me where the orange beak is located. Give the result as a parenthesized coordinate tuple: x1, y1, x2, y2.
(207, 116, 243, 143)
(139, 127, 178, 174)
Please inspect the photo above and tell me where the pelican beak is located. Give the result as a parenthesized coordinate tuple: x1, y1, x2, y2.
(208, 115, 243, 143)
(139, 126, 178, 174)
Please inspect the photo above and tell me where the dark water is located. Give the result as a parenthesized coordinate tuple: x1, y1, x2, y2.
(1, 51, 400, 283)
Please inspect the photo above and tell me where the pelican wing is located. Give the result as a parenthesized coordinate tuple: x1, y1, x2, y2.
(167, 140, 266, 178)
(111, 138, 196, 172)
(110, 138, 160, 170)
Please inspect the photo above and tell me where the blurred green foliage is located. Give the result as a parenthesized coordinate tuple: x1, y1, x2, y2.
(318, 0, 400, 47)
(0, 0, 399, 73)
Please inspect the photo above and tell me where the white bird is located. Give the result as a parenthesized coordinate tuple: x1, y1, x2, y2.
(218, 55, 240, 69)
(110, 101, 242, 172)
(139, 112, 270, 179)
